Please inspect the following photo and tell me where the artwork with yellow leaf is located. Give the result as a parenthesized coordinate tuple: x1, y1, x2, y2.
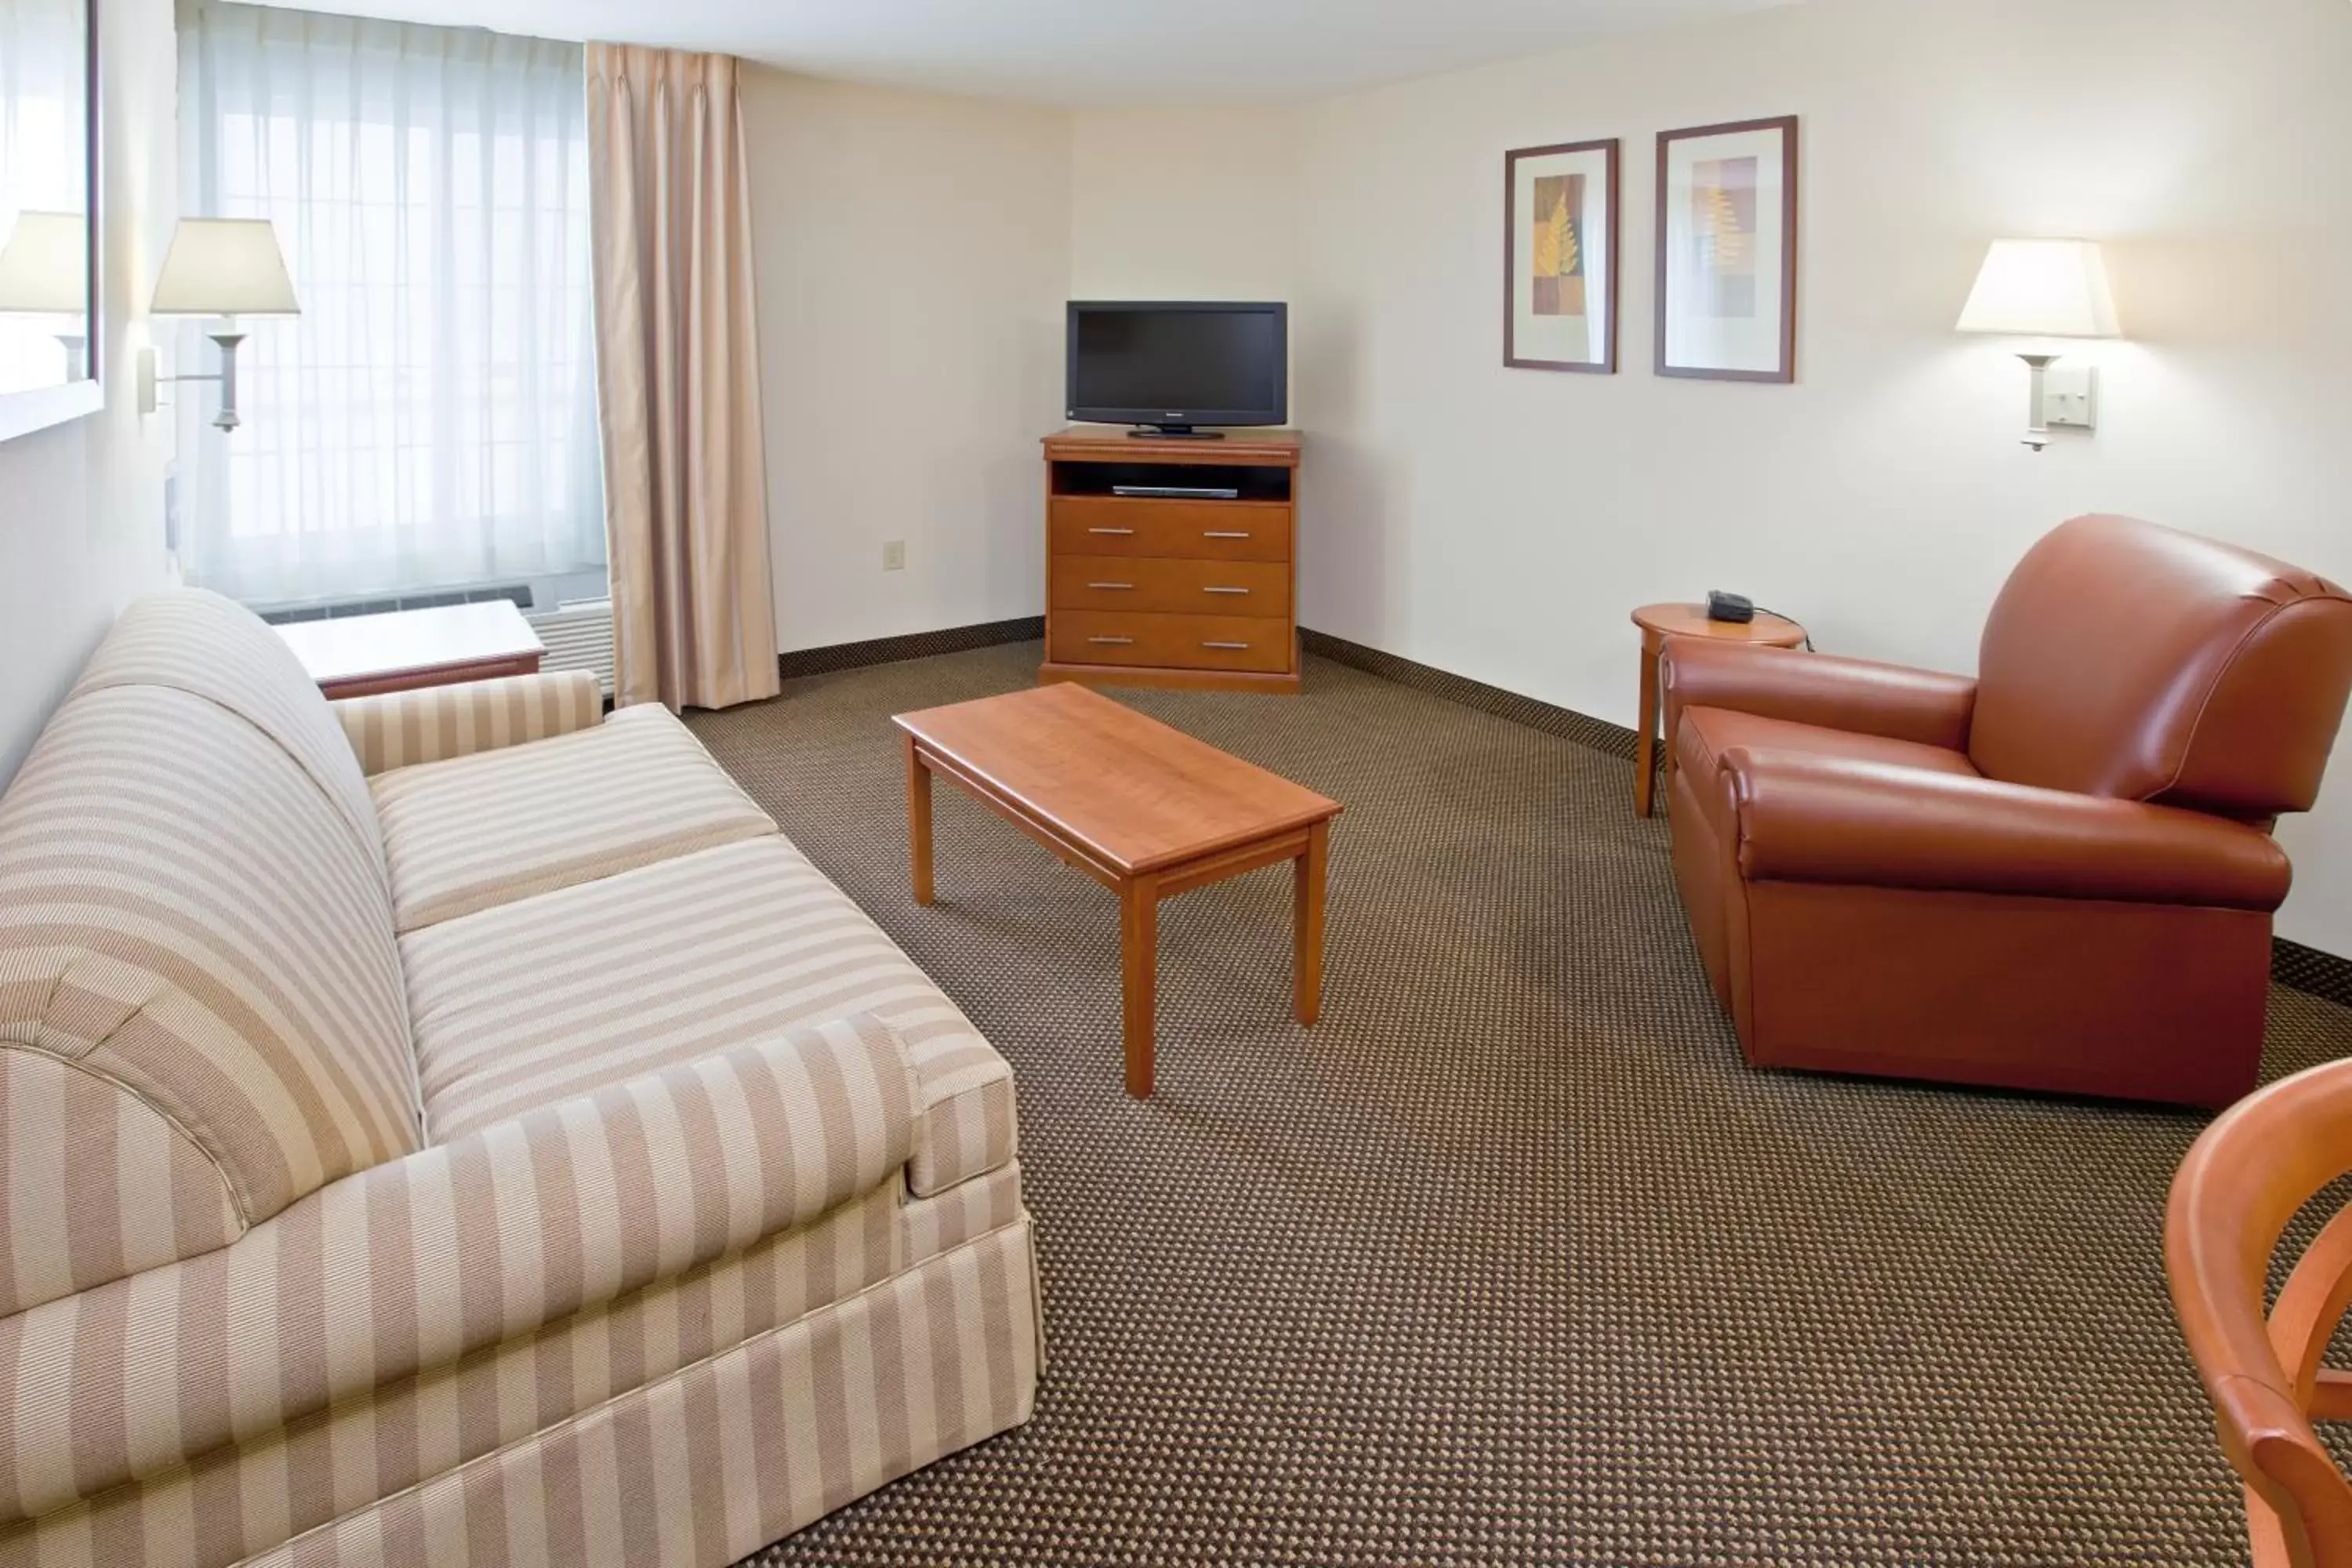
(1657, 117, 1797, 383)
(1531, 174, 1585, 317)
(1690, 157, 1759, 318)
(1504, 138, 1618, 372)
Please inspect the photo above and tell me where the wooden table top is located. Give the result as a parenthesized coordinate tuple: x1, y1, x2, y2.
(274, 600, 545, 687)
(893, 682, 1340, 877)
(1044, 426, 1302, 465)
(1631, 601, 1806, 645)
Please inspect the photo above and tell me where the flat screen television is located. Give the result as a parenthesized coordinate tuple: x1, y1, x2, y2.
(1066, 300, 1287, 437)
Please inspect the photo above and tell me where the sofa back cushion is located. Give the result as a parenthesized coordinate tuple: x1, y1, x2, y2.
(1970, 514, 2352, 818)
(71, 588, 388, 876)
(0, 683, 419, 1315)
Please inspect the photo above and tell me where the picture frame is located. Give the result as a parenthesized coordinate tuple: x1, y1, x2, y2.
(1654, 114, 1797, 383)
(1504, 137, 1619, 373)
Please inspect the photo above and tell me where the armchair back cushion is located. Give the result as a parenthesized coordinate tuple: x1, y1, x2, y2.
(0, 601, 419, 1317)
(1970, 514, 2352, 818)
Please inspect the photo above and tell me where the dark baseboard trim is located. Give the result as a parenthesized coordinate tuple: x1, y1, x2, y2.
(1302, 626, 2352, 1004)
(771, 618, 2352, 1000)
(2275, 938, 2352, 1010)
(779, 616, 1044, 680)
(1301, 626, 1639, 760)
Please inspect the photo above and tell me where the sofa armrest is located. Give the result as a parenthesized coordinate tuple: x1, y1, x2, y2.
(1661, 639, 1976, 751)
(0, 1011, 916, 1526)
(332, 669, 604, 775)
(1718, 746, 2292, 910)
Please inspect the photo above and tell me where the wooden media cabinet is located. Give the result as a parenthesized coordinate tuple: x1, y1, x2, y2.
(1040, 426, 1301, 694)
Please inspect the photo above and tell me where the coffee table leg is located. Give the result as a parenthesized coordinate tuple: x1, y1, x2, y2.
(904, 733, 935, 906)
(1294, 820, 1328, 1025)
(1120, 877, 1158, 1098)
(1635, 629, 1661, 817)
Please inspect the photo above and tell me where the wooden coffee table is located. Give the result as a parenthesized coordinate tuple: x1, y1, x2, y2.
(894, 682, 1341, 1098)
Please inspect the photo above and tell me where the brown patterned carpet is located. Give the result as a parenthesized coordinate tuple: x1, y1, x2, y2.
(689, 643, 2352, 1567)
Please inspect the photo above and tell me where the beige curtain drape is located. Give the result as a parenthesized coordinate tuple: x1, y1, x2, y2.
(586, 43, 780, 711)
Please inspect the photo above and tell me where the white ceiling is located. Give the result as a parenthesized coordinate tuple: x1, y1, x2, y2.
(249, 0, 1795, 107)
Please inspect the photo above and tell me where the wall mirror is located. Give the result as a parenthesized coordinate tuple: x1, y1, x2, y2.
(0, 0, 100, 444)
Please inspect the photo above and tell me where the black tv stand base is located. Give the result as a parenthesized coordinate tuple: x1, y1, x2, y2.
(1127, 424, 1226, 440)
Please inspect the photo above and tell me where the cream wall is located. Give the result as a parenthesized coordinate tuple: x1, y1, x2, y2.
(742, 69, 1069, 653)
(0, 0, 178, 786)
(741, 1, 2352, 952)
(1069, 107, 1301, 420)
(1280, 0, 2352, 953)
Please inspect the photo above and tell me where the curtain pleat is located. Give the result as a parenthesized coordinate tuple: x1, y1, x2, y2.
(585, 43, 778, 713)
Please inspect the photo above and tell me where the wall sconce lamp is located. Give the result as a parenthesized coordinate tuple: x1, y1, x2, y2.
(140, 218, 300, 430)
(0, 211, 93, 380)
(1955, 238, 2120, 451)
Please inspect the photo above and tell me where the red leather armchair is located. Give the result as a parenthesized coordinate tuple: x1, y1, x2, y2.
(1660, 514, 2352, 1106)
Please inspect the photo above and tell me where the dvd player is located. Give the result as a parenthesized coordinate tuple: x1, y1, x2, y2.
(1110, 484, 1242, 500)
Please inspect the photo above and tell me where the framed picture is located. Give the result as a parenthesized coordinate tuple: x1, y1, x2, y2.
(1504, 138, 1619, 373)
(1655, 115, 1798, 383)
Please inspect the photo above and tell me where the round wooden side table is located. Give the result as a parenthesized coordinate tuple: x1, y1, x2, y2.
(1631, 602, 1806, 817)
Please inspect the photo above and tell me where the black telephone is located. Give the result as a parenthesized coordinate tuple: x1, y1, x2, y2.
(1706, 590, 1755, 624)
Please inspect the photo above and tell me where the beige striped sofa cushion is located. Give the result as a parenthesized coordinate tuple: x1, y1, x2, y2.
(0, 686, 419, 1314)
(332, 670, 606, 775)
(370, 702, 776, 933)
(400, 835, 1018, 1196)
(0, 1013, 916, 1526)
(69, 589, 387, 878)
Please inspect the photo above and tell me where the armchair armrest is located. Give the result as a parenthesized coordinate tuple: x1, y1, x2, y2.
(1661, 639, 1976, 751)
(332, 669, 604, 775)
(1718, 746, 2292, 909)
(0, 1012, 916, 1526)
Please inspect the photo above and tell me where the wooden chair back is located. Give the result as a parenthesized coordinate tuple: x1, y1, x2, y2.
(2168, 1058, 2352, 1566)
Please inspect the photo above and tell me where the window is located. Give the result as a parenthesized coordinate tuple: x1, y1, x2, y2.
(177, 2, 604, 605)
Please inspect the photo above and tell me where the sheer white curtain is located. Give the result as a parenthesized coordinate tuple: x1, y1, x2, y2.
(177, 1, 604, 604)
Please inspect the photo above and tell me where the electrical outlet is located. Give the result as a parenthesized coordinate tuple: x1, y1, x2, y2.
(882, 539, 906, 572)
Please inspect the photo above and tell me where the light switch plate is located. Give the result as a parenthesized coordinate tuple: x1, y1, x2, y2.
(2041, 365, 2098, 430)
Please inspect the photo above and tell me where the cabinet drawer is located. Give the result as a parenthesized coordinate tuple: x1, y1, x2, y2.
(1050, 610, 1293, 675)
(1051, 555, 1290, 619)
(1049, 497, 1290, 562)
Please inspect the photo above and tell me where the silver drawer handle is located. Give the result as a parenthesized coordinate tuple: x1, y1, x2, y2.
(1203, 641, 1251, 651)
(1087, 526, 1135, 535)
(1203, 586, 1250, 596)
(1087, 635, 1135, 646)
(1086, 581, 1134, 590)
(1203, 530, 1250, 539)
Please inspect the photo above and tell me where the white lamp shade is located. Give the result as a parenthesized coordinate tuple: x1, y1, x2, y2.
(1955, 238, 2120, 338)
(0, 211, 90, 314)
(151, 218, 300, 318)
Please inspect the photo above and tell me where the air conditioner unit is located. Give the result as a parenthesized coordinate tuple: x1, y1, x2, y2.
(531, 597, 615, 698)
(258, 583, 533, 623)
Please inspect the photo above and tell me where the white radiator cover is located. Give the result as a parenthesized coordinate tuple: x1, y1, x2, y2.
(530, 599, 615, 697)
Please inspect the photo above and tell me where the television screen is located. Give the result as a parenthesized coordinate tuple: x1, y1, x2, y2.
(1067, 302, 1287, 430)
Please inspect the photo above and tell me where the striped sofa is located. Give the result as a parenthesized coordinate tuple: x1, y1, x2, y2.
(0, 590, 1040, 1567)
